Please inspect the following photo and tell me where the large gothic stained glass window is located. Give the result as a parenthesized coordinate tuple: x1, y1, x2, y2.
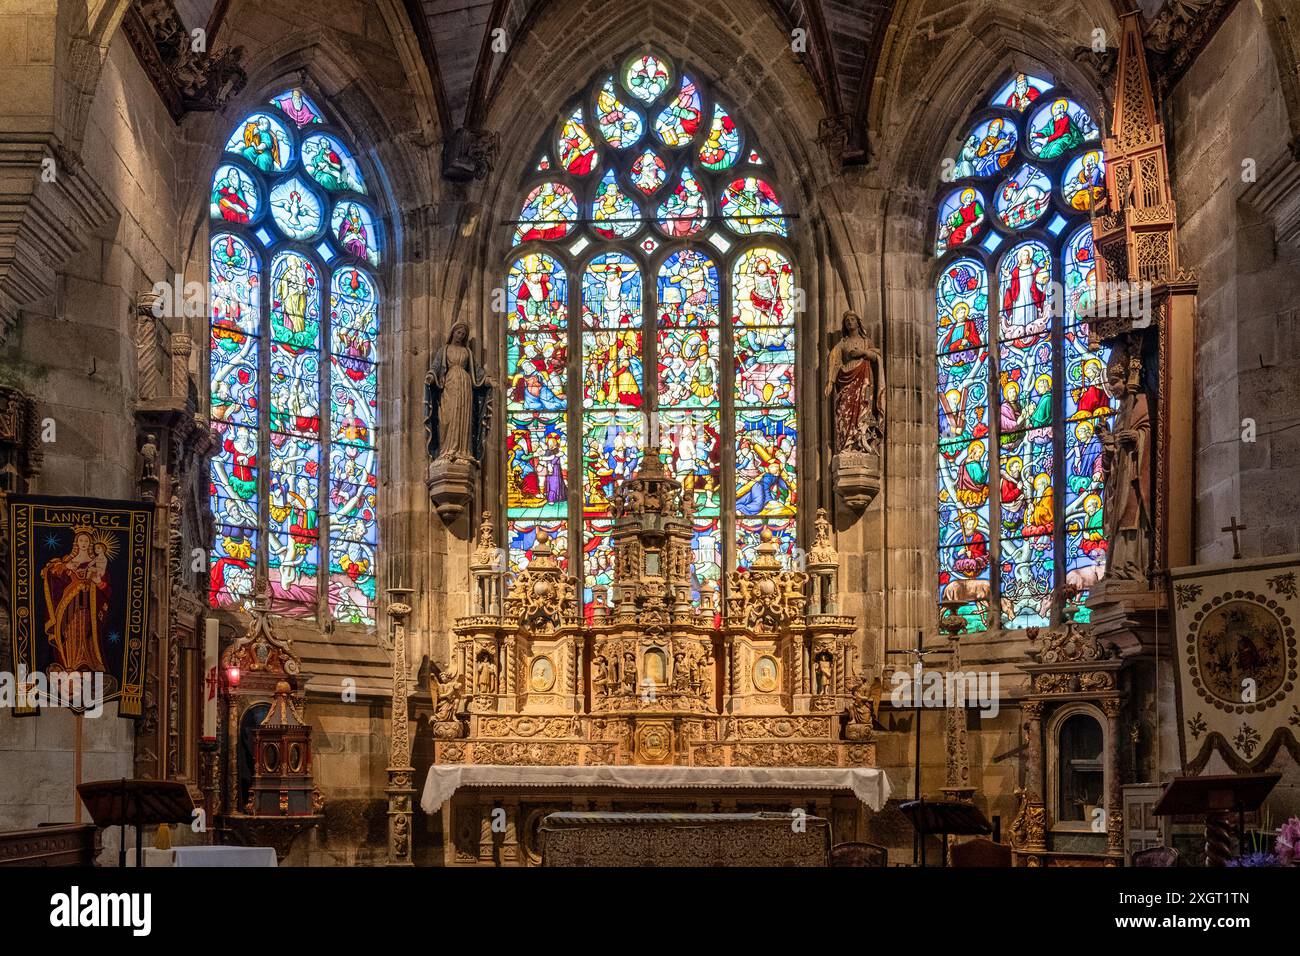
(935, 72, 1113, 633)
(209, 89, 381, 626)
(506, 53, 797, 613)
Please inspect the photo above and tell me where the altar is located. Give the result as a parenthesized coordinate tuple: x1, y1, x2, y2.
(413, 452, 884, 866)
(420, 764, 890, 866)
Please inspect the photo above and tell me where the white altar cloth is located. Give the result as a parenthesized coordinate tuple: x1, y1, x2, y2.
(143, 846, 278, 867)
(420, 764, 891, 813)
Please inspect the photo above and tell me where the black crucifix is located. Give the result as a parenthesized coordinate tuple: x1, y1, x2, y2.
(1221, 515, 1247, 559)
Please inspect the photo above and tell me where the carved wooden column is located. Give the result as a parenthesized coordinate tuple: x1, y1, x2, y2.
(1016, 698, 1048, 863)
(385, 587, 416, 866)
(1086, 12, 1197, 654)
(1101, 696, 1125, 863)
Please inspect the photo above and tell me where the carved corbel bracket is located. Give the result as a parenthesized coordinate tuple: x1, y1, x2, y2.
(122, 0, 246, 122)
(442, 127, 499, 182)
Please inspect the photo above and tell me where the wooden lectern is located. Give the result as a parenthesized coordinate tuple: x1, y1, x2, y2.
(77, 778, 197, 869)
(900, 799, 993, 867)
(1151, 773, 1281, 866)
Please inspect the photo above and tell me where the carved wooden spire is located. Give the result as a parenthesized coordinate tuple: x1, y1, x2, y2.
(1090, 12, 1188, 296)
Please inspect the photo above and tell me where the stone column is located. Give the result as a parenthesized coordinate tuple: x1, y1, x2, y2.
(939, 609, 974, 803)
(135, 293, 162, 402)
(170, 332, 192, 401)
(385, 588, 416, 866)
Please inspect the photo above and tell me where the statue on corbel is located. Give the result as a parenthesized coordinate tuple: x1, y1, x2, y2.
(825, 310, 884, 510)
(425, 320, 495, 524)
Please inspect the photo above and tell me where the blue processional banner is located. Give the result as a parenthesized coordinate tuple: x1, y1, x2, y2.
(8, 496, 152, 717)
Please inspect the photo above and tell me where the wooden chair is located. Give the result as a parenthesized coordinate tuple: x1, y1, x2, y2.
(1131, 845, 1180, 867)
(950, 837, 1013, 867)
(829, 841, 889, 867)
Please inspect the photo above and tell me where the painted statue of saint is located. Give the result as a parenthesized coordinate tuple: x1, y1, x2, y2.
(425, 321, 495, 463)
(1098, 350, 1151, 581)
(824, 310, 886, 455)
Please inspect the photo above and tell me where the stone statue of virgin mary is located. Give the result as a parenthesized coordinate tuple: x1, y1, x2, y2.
(425, 321, 494, 464)
(825, 310, 886, 455)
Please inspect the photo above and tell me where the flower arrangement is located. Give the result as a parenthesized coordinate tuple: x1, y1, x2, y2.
(1275, 816, 1300, 867)
(1228, 816, 1300, 867)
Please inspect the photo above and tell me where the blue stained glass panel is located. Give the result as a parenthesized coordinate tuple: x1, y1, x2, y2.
(935, 187, 986, 255)
(936, 258, 988, 354)
(514, 182, 578, 244)
(1026, 97, 1100, 159)
(508, 254, 568, 331)
(302, 133, 367, 193)
(209, 329, 258, 429)
(990, 73, 1054, 111)
(952, 117, 1017, 178)
(994, 164, 1052, 230)
(658, 250, 719, 327)
(508, 331, 567, 412)
(735, 408, 797, 518)
(330, 201, 381, 266)
(654, 76, 702, 147)
(937, 349, 990, 444)
(270, 89, 323, 128)
(582, 253, 641, 327)
(659, 409, 722, 516)
(211, 164, 259, 224)
(269, 177, 324, 240)
(596, 79, 644, 149)
(224, 112, 294, 171)
(999, 534, 1054, 628)
(699, 103, 740, 171)
(210, 234, 260, 335)
(269, 252, 321, 348)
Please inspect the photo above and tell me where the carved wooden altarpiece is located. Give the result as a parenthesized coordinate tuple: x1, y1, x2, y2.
(425, 456, 876, 864)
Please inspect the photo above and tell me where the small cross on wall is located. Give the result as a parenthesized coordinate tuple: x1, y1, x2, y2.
(1221, 515, 1247, 560)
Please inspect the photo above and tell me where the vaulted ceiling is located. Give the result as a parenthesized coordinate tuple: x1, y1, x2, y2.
(395, 0, 1254, 173)
(125, 0, 1243, 172)
(403, 0, 895, 158)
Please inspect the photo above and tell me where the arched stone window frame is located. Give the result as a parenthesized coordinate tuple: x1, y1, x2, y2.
(495, 48, 804, 613)
(929, 65, 1115, 636)
(199, 78, 395, 633)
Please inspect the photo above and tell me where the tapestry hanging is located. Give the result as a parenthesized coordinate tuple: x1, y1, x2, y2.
(8, 496, 153, 716)
(1170, 554, 1300, 773)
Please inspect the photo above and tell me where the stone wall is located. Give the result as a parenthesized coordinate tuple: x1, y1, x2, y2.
(0, 25, 180, 832)
(1167, 0, 1300, 814)
(1170, 0, 1300, 562)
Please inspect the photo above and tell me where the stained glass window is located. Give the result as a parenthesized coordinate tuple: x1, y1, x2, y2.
(935, 71, 1111, 633)
(209, 89, 382, 626)
(505, 53, 796, 615)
